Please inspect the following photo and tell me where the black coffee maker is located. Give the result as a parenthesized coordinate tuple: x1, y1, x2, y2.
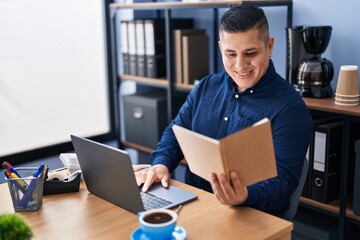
(286, 26, 334, 98)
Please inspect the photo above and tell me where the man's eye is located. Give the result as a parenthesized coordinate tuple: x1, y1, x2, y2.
(226, 53, 237, 58)
(245, 51, 256, 57)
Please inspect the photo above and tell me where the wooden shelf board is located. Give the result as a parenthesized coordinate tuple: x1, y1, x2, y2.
(110, 1, 292, 10)
(346, 196, 360, 221)
(119, 74, 168, 88)
(300, 197, 340, 215)
(303, 97, 360, 117)
(174, 83, 195, 90)
(300, 196, 360, 222)
(121, 140, 153, 154)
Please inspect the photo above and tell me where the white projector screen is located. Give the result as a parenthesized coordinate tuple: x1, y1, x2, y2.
(0, 0, 115, 160)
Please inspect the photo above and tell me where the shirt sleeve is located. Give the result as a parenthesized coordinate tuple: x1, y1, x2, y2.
(149, 85, 197, 172)
(240, 105, 313, 216)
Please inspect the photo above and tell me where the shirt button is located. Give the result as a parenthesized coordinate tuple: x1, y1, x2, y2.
(250, 90, 254, 93)
(235, 94, 239, 98)
(224, 117, 228, 121)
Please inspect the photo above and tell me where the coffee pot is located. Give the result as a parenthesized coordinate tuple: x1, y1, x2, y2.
(286, 26, 334, 98)
(297, 57, 334, 87)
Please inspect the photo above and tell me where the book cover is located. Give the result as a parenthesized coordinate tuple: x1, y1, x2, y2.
(144, 18, 193, 78)
(172, 118, 277, 186)
(182, 34, 209, 85)
(173, 29, 206, 84)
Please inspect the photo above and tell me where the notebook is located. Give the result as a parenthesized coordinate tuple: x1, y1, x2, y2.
(70, 135, 198, 214)
(172, 118, 277, 186)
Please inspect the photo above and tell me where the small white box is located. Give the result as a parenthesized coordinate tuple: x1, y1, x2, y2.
(59, 153, 81, 174)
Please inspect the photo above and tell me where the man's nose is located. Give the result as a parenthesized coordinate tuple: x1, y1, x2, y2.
(234, 55, 247, 70)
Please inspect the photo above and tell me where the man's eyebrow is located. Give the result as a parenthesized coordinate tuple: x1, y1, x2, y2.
(223, 48, 258, 53)
(244, 48, 257, 53)
(224, 49, 236, 53)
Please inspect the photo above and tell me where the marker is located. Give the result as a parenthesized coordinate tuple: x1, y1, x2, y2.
(4, 170, 27, 194)
(9, 172, 37, 200)
(33, 164, 45, 177)
(18, 176, 40, 208)
(2, 161, 21, 177)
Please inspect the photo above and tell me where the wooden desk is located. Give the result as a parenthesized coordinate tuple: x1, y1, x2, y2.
(0, 180, 292, 240)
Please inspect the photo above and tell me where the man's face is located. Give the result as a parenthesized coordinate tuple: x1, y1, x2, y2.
(219, 28, 274, 92)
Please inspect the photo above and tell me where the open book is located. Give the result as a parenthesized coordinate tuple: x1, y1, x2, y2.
(172, 118, 277, 186)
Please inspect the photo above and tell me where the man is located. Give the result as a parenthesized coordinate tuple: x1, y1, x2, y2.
(135, 5, 313, 217)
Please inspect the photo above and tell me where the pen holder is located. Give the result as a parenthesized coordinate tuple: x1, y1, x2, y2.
(5, 167, 44, 212)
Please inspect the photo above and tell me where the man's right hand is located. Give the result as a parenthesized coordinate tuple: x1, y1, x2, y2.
(134, 164, 170, 192)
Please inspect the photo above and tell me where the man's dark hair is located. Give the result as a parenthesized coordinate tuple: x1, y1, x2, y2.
(219, 5, 269, 42)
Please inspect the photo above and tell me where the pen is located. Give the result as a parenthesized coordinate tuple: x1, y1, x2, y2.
(18, 163, 45, 208)
(18, 175, 40, 208)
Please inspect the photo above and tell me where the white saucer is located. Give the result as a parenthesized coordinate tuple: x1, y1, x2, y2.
(131, 226, 187, 240)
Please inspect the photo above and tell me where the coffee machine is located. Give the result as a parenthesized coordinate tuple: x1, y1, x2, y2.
(286, 26, 334, 98)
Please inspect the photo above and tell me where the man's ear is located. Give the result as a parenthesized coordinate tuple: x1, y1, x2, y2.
(218, 40, 222, 52)
(267, 37, 274, 57)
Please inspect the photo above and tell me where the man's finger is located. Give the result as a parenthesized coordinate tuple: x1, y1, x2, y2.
(142, 171, 156, 192)
(230, 171, 244, 194)
(161, 174, 169, 188)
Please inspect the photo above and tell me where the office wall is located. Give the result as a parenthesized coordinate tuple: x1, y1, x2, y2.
(290, 0, 360, 89)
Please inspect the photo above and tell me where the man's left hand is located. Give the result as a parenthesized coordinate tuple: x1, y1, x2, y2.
(209, 171, 248, 206)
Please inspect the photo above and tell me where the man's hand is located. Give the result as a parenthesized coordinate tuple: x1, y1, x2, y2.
(135, 164, 170, 192)
(209, 171, 248, 206)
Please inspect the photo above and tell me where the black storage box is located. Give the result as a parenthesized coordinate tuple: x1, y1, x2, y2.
(123, 90, 185, 149)
(292, 206, 338, 240)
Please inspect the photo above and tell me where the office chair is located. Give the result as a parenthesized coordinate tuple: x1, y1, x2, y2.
(282, 158, 309, 220)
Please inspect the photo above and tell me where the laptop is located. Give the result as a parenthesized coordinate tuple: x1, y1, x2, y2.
(70, 135, 198, 214)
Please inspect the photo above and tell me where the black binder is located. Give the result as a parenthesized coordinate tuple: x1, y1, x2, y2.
(144, 18, 193, 78)
(128, 20, 137, 76)
(135, 19, 146, 77)
(354, 140, 360, 216)
(311, 121, 343, 203)
(302, 116, 341, 198)
(120, 21, 130, 74)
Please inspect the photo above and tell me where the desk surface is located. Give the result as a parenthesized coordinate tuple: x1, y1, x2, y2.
(0, 180, 292, 240)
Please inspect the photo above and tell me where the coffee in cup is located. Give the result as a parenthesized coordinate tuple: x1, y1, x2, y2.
(137, 209, 177, 240)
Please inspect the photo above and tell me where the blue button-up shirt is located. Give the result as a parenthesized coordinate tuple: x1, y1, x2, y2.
(150, 60, 313, 217)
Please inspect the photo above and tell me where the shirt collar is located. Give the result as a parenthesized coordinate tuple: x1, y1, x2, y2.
(227, 59, 276, 94)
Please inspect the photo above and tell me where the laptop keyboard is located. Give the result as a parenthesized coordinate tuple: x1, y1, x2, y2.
(140, 191, 173, 210)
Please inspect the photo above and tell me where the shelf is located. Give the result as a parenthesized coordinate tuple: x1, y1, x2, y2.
(174, 83, 195, 91)
(110, 0, 292, 11)
(120, 74, 196, 90)
(347, 197, 360, 222)
(300, 197, 340, 215)
(121, 140, 153, 154)
(303, 97, 360, 118)
(119, 74, 168, 88)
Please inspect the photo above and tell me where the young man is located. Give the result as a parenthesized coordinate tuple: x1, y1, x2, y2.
(135, 5, 313, 218)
